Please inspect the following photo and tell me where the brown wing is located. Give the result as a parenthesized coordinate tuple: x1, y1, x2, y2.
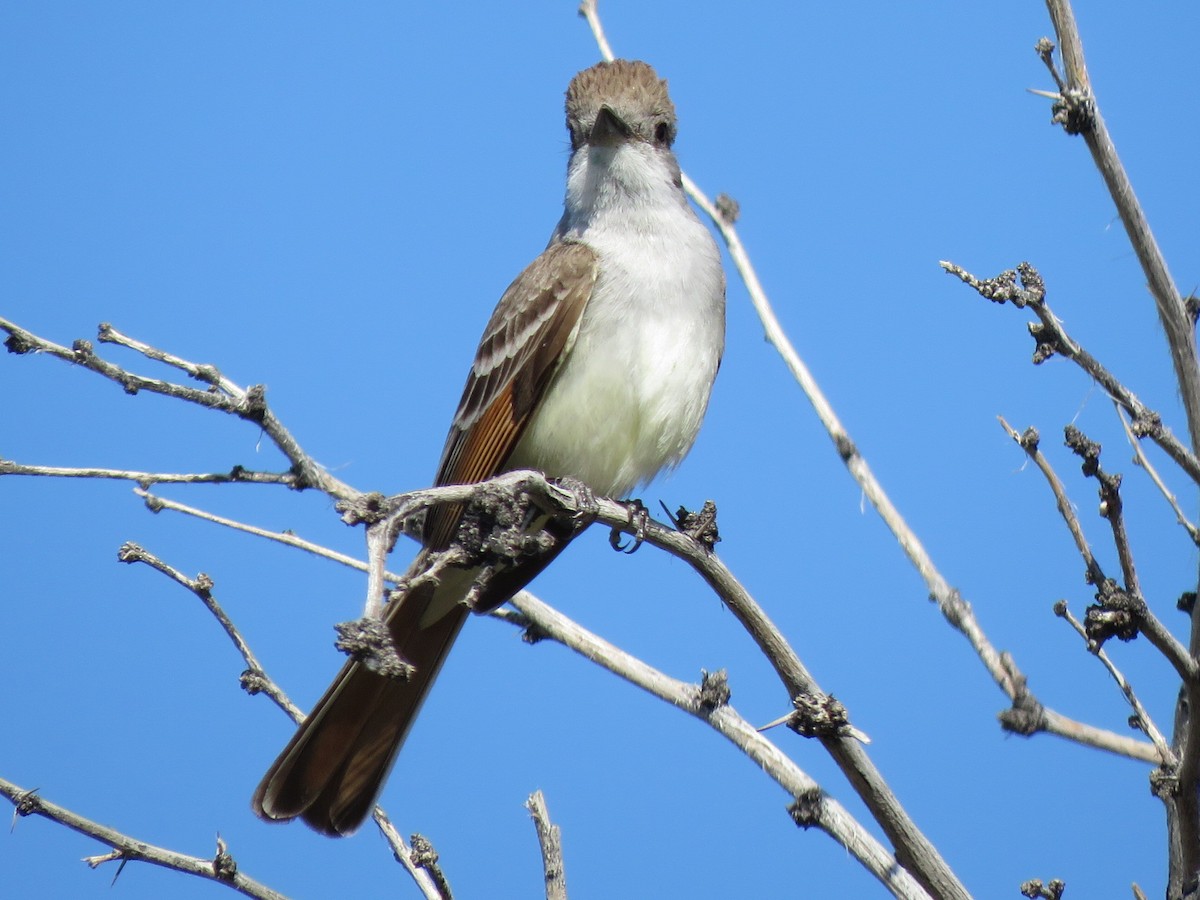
(423, 240, 598, 550)
(253, 244, 598, 836)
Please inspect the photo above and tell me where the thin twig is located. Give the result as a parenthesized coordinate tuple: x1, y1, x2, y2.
(98, 322, 243, 395)
(117, 542, 303, 720)
(1055, 603, 1174, 765)
(373, 810, 446, 900)
(527, 791, 568, 900)
(576, 0, 613, 61)
(1029, 706, 1159, 763)
(1061, 426, 1142, 597)
(998, 420, 1197, 684)
(133, 487, 409, 584)
(1, 316, 237, 408)
(997, 418, 1103, 583)
(0, 777, 286, 900)
(0, 459, 299, 487)
(1063, 427, 1196, 682)
(0, 316, 358, 500)
(941, 262, 1200, 485)
(1116, 404, 1200, 546)
(1106, 478, 1140, 596)
(364, 520, 393, 618)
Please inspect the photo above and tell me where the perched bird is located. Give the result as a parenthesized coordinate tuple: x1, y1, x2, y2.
(253, 58, 725, 836)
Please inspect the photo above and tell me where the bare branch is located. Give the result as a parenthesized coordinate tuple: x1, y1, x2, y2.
(120, 541, 445, 893)
(527, 790, 568, 900)
(1011, 706, 1160, 764)
(133, 487, 409, 584)
(576, 0, 614, 62)
(942, 262, 1200, 485)
(1061, 428, 1196, 682)
(0, 316, 358, 500)
(946, 242, 1200, 896)
(503, 591, 932, 900)
(364, 515, 404, 619)
(527, 475, 964, 893)
(0, 459, 299, 487)
(1060, 426, 1140, 595)
(1116, 404, 1200, 546)
(586, 22, 1157, 892)
(2, 316, 238, 408)
(0, 777, 286, 900)
(571, 12, 1008, 900)
(997, 418, 1104, 583)
(990, 647, 1156, 762)
(372, 810, 446, 900)
(98, 322, 243, 395)
(408, 833, 454, 900)
(1054, 602, 1174, 766)
(1037, 4, 1200, 451)
(117, 541, 303, 721)
(460, 430, 1162, 785)
(998, 420, 1197, 684)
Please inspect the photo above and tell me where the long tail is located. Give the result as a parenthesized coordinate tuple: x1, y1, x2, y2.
(253, 515, 576, 836)
(252, 566, 469, 836)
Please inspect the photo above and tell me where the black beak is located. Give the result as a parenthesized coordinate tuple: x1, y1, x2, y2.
(588, 105, 631, 146)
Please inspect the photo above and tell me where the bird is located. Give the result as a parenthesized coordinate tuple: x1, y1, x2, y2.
(252, 58, 726, 836)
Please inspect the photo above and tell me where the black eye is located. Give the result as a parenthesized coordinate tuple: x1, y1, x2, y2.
(654, 121, 671, 145)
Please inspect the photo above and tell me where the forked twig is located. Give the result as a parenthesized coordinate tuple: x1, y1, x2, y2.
(0, 777, 285, 900)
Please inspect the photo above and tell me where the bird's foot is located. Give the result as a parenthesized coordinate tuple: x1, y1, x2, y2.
(609, 498, 649, 554)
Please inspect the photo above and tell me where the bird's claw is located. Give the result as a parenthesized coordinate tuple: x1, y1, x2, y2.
(609, 498, 649, 553)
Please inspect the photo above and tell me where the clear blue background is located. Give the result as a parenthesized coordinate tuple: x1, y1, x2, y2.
(3, 2, 1198, 898)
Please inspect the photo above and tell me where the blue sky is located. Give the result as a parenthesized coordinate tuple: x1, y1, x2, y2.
(3, 2, 1199, 898)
